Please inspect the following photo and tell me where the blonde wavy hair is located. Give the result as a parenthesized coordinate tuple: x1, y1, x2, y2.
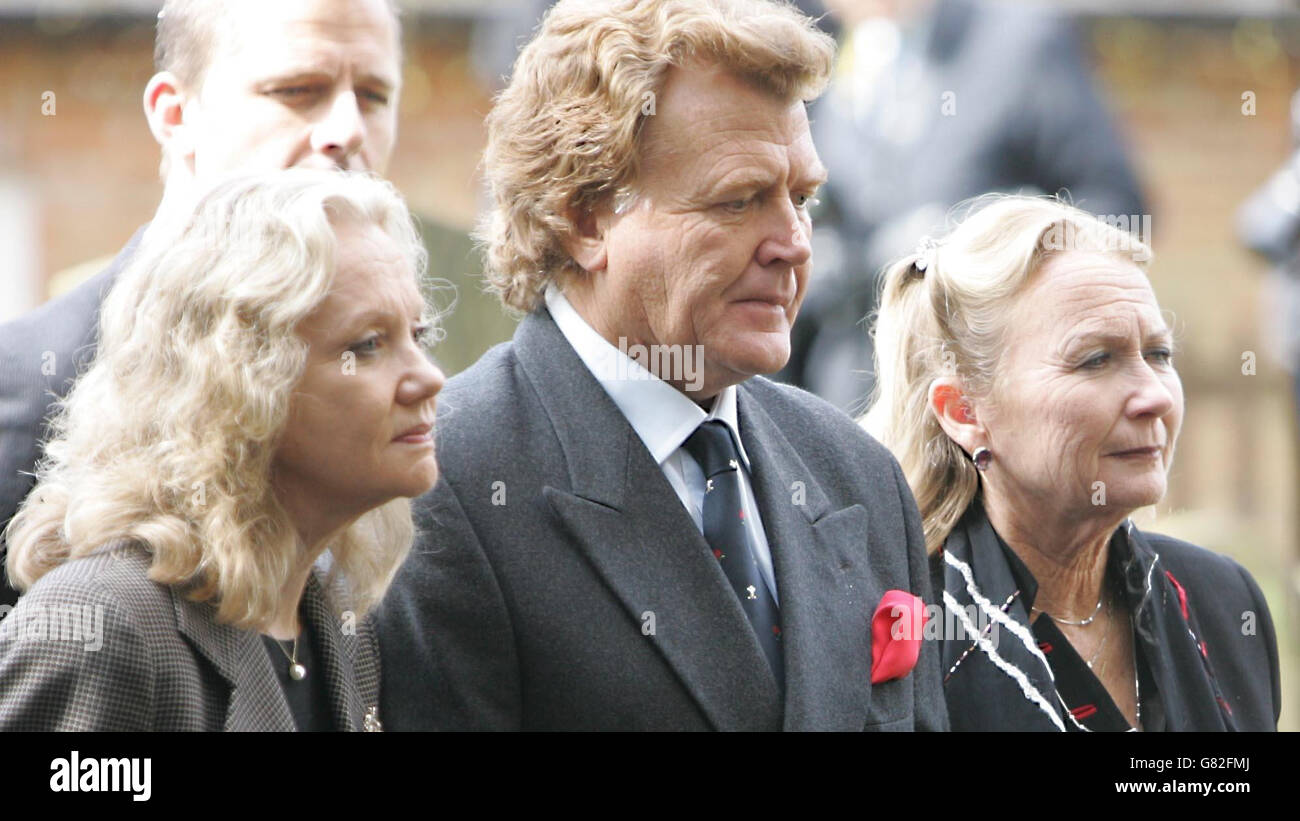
(6, 170, 429, 628)
(478, 0, 835, 313)
(861, 195, 1155, 554)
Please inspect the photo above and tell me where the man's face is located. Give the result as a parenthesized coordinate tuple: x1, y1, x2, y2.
(181, 0, 400, 182)
(579, 65, 825, 400)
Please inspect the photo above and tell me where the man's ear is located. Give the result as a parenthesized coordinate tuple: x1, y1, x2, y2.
(563, 203, 609, 274)
(143, 71, 194, 167)
(928, 376, 985, 457)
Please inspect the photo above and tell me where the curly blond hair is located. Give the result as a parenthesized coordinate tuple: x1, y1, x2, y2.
(861, 195, 1156, 554)
(6, 170, 429, 628)
(478, 0, 835, 313)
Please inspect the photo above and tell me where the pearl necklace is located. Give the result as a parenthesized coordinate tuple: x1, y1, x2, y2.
(272, 636, 307, 681)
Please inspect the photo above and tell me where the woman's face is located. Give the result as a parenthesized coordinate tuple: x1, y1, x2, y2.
(976, 251, 1183, 522)
(274, 218, 445, 518)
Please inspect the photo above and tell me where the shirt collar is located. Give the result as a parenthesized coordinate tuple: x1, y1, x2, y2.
(544, 285, 750, 468)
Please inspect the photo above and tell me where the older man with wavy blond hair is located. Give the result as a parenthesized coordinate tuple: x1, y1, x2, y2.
(377, 0, 947, 731)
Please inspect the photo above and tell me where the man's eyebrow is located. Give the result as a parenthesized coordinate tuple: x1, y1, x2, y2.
(706, 163, 829, 194)
(257, 67, 331, 83)
(257, 68, 396, 90)
(801, 163, 829, 188)
(356, 71, 397, 90)
(703, 168, 774, 194)
(702, 164, 827, 198)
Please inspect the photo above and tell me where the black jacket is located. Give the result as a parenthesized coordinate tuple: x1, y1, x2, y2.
(934, 503, 1280, 731)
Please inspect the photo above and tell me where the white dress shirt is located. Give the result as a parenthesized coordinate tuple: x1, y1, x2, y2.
(544, 286, 779, 602)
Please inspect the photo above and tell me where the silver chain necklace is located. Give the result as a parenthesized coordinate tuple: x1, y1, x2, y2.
(1032, 592, 1104, 626)
(1083, 601, 1114, 669)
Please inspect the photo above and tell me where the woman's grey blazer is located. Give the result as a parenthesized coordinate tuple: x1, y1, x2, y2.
(0, 540, 381, 731)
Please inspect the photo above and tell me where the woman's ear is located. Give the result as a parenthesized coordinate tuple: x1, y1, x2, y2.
(928, 376, 986, 456)
(563, 204, 609, 274)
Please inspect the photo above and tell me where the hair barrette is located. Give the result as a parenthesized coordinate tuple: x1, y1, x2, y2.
(913, 236, 939, 274)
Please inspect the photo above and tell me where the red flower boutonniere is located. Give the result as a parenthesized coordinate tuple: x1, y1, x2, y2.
(871, 590, 926, 684)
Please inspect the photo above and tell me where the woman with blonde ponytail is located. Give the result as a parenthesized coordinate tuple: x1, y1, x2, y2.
(864, 194, 1279, 731)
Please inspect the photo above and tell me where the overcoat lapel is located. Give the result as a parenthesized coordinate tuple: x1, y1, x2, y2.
(518, 310, 782, 730)
(1121, 527, 1233, 731)
(172, 571, 367, 731)
(736, 387, 875, 731)
(941, 510, 1064, 731)
(172, 590, 296, 732)
(300, 573, 370, 731)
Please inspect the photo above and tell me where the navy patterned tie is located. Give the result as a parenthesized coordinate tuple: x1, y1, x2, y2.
(683, 420, 784, 692)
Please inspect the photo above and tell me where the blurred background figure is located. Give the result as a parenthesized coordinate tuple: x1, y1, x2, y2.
(1238, 86, 1300, 703)
(781, 0, 1146, 412)
(1239, 86, 1300, 413)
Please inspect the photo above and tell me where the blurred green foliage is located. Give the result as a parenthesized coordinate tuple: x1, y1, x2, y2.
(417, 214, 519, 377)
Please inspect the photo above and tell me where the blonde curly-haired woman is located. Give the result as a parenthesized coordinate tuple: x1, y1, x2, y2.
(0, 170, 444, 731)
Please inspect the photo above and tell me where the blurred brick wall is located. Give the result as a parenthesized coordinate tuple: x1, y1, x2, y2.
(1092, 16, 1300, 727)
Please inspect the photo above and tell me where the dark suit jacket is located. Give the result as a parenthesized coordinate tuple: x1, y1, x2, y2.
(376, 307, 948, 731)
(0, 540, 382, 731)
(0, 231, 143, 607)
